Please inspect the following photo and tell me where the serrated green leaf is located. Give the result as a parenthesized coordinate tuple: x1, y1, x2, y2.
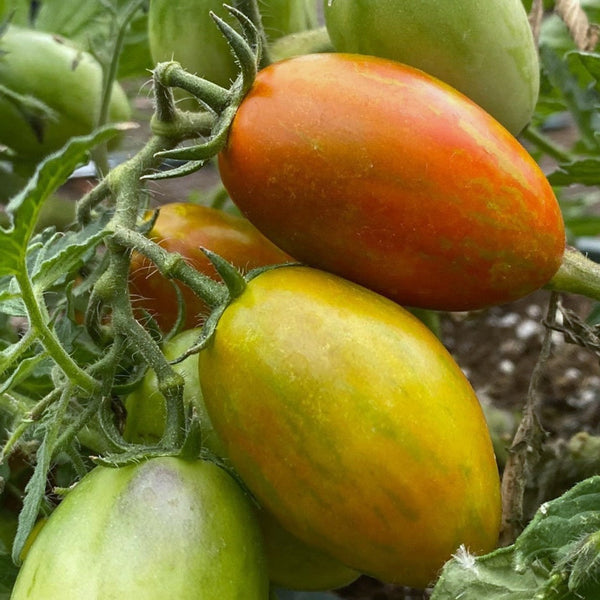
(0, 124, 129, 278)
(0, 352, 51, 394)
(514, 477, 600, 570)
(549, 158, 600, 186)
(12, 436, 51, 564)
(431, 546, 544, 600)
(432, 477, 600, 600)
(539, 45, 600, 152)
(31, 213, 111, 292)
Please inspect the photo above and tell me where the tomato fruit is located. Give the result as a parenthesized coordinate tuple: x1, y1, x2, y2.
(0, 26, 131, 162)
(261, 0, 318, 42)
(323, 0, 539, 135)
(257, 508, 359, 591)
(11, 457, 269, 599)
(124, 329, 359, 591)
(129, 203, 292, 331)
(148, 0, 317, 95)
(198, 266, 502, 588)
(218, 53, 565, 312)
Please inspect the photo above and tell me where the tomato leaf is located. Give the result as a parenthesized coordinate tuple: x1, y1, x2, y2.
(431, 476, 600, 599)
(539, 45, 600, 153)
(12, 436, 52, 564)
(513, 477, 600, 571)
(567, 51, 600, 94)
(0, 124, 127, 278)
(0, 352, 51, 395)
(549, 157, 600, 186)
(30, 214, 111, 292)
(0, 277, 25, 317)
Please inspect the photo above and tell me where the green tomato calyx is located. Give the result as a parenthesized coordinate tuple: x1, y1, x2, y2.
(146, 5, 261, 180)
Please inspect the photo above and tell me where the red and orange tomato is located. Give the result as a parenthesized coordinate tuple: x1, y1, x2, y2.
(218, 53, 565, 312)
(199, 265, 502, 587)
(129, 203, 292, 330)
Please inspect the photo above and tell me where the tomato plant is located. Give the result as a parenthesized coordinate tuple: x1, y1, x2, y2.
(218, 52, 565, 312)
(129, 203, 292, 331)
(323, 0, 539, 135)
(198, 265, 503, 588)
(10, 457, 270, 599)
(125, 328, 359, 591)
(4, 3, 600, 599)
(0, 25, 131, 163)
(123, 328, 225, 451)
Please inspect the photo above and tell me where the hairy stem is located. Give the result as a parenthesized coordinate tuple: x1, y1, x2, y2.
(16, 271, 98, 395)
(113, 228, 227, 308)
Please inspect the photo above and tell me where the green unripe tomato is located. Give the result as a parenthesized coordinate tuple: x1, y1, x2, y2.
(258, 508, 359, 591)
(11, 457, 269, 599)
(323, 0, 540, 135)
(261, 0, 318, 41)
(0, 26, 131, 161)
(124, 329, 359, 592)
(148, 0, 239, 92)
(148, 0, 318, 96)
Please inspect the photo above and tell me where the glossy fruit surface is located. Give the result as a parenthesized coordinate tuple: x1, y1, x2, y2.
(199, 265, 502, 587)
(218, 53, 565, 312)
(124, 329, 359, 591)
(11, 457, 269, 599)
(129, 203, 292, 330)
(0, 25, 130, 161)
(323, 0, 539, 135)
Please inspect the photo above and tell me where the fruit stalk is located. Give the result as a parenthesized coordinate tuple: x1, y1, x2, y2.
(546, 245, 600, 302)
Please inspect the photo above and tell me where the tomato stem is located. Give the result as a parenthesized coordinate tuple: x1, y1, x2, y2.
(521, 126, 572, 164)
(150, 7, 261, 168)
(546, 245, 600, 302)
(269, 26, 334, 62)
(154, 61, 231, 114)
(115, 229, 228, 309)
(499, 291, 558, 546)
(16, 269, 99, 395)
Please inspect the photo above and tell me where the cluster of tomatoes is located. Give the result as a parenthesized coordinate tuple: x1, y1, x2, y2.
(8, 1, 571, 598)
